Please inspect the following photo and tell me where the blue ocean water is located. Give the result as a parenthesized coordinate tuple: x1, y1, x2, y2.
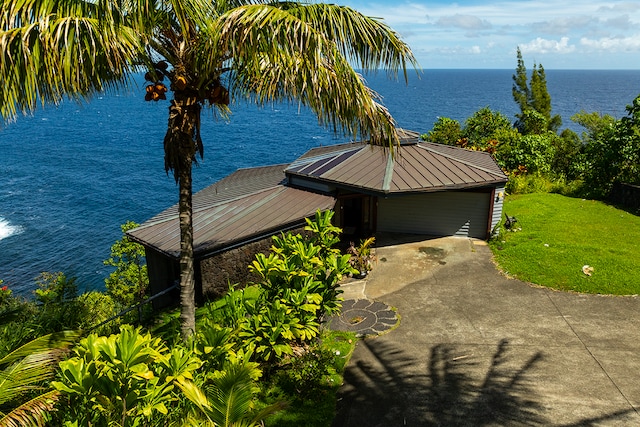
(1, 69, 640, 295)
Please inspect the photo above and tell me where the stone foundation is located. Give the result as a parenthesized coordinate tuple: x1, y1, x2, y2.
(198, 226, 308, 300)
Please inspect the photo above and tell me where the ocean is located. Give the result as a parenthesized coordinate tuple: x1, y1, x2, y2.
(1, 69, 640, 295)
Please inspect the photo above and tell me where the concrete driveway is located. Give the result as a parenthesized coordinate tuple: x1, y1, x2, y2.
(332, 235, 640, 426)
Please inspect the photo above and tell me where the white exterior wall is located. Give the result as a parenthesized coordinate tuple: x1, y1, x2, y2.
(377, 191, 491, 239)
(490, 186, 506, 232)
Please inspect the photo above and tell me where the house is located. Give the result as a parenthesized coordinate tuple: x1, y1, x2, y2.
(128, 130, 508, 303)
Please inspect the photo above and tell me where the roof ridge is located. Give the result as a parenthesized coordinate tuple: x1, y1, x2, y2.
(382, 152, 395, 192)
(417, 143, 506, 178)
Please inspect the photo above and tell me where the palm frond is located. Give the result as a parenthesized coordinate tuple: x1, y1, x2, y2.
(0, 0, 147, 122)
(0, 389, 60, 427)
(179, 363, 282, 427)
(210, 3, 416, 147)
(282, 2, 418, 78)
(0, 331, 79, 407)
(0, 331, 79, 367)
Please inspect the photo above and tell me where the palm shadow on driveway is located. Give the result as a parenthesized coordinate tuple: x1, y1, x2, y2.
(332, 338, 635, 426)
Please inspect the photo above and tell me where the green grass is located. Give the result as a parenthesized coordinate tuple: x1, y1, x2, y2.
(489, 193, 640, 295)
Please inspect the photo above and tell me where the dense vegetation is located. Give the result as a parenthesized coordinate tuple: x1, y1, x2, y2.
(422, 49, 640, 200)
(0, 211, 358, 426)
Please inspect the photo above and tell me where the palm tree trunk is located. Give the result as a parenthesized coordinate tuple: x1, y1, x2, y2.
(165, 95, 201, 340)
(178, 159, 196, 338)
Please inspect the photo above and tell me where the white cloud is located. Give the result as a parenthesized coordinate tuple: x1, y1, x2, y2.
(435, 14, 492, 30)
(604, 14, 634, 30)
(597, 2, 640, 13)
(580, 35, 640, 51)
(520, 37, 576, 54)
(532, 16, 596, 35)
(336, 1, 640, 68)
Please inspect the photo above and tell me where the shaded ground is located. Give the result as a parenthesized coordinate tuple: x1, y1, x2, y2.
(333, 235, 640, 426)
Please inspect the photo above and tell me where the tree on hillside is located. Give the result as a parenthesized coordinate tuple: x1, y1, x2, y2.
(573, 97, 640, 196)
(512, 47, 530, 116)
(512, 47, 561, 133)
(423, 117, 462, 145)
(462, 107, 512, 148)
(422, 108, 517, 171)
(1, 0, 417, 339)
(104, 221, 148, 311)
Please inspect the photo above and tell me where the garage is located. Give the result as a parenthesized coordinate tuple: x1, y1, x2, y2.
(377, 190, 493, 238)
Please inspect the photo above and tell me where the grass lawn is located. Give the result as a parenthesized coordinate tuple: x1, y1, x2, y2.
(489, 193, 640, 295)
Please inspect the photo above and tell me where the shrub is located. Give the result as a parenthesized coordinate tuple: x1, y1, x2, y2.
(104, 221, 149, 309)
(76, 291, 119, 335)
(52, 325, 202, 426)
(197, 210, 355, 366)
(462, 107, 512, 148)
(274, 344, 338, 399)
(505, 174, 582, 196)
(423, 117, 462, 145)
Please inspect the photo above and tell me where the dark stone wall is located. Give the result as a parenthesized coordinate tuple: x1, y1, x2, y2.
(610, 182, 640, 213)
(198, 226, 308, 300)
(145, 248, 180, 309)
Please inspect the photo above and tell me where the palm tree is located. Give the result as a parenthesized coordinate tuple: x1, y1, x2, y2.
(178, 363, 285, 426)
(1, 0, 418, 339)
(0, 331, 79, 427)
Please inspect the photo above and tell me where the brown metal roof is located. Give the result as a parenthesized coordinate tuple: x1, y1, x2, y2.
(130, 131, 507, 257)
(128, 166, 335, 258)
(286, 141, 507, 194)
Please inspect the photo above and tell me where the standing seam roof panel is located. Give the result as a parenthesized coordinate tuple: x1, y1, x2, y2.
(324, 149, 388, 190)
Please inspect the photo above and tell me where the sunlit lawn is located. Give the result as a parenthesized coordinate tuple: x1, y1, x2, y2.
(489, 193, 640, 295)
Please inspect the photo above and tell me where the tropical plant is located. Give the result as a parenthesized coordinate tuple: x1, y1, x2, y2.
(347, 237, 376, 276)
(252, 227, 353, 318)
(423, 117, 462, 145)
(303, 210, 342, 258)
(1, 0, 417, 340)
(194, 316, 238, 373)
(52, 325, 202, 426)
(462, 107, 512, 149)
(0, 331, 79, 427)
(178, 363, 282, 427)
(0, 281, 10, 306)
(228, 212, 353, 364)
(33, 272, 77, 306)
(104, 221, 149, 309)
(499, 132, 557, 175)
(575, 96, 640, 197)
(274, 339, 338, 399)
(551, 129, 582, 179)
(31, 272, 87, 335)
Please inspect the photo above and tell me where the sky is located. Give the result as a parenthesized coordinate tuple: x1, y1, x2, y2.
(337, 0, 640, 70)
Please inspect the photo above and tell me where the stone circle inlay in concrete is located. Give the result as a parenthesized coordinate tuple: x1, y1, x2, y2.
(329, 299, 398, 337)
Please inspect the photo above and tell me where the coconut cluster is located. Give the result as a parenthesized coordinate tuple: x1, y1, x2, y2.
(144, 61, 169, 102)
(143, 60, 230, 106)
(207, 80, 229, 106)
